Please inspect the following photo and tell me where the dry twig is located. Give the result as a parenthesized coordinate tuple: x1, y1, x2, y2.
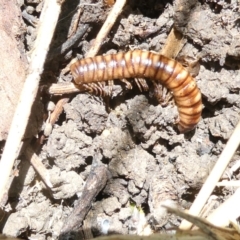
(165, 204, 240, 240)
(46, 82, 82, 95)
(24, 146, 53, 188)
(60, 163, 108, 238)
(86, 0, 127, 58)
(47, 23, 90, 61)
(159, 27, 186, 58)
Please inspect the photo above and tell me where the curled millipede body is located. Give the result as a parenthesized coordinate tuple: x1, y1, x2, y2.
(70, 50, 202, 133)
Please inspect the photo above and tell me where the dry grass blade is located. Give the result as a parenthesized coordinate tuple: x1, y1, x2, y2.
(86, 0, 127, 58)
(207, 188, 240, 228)
(163, 205, 240, 240)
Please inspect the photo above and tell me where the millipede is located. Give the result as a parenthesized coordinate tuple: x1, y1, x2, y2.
(70, 49, 202, 133)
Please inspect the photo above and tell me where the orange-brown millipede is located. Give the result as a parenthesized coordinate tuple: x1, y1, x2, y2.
(70, 49, 202, 133)
(103, 0, 115, 6)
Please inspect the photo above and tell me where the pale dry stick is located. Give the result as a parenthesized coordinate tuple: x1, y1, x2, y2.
(86, 0, 127, 58)
(49, 97, 70, 124)
(25, 146, 53, 188)
(180, 119, 240, 230)
(216, 180, 240, 187)
(159, 27, 186, 59)
(47, 82, 82, 95)
(0, 0, 64, 204)
(164, 204, 240, 240)
(207, 188, 240, 228)
(228, 159, 240, 177)
(200, 196, 218, 220)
